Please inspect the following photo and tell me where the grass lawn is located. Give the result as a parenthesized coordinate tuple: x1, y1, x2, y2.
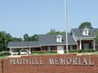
(0, 56, 8, 59)
(68, 51, 98, 55)
(80, 51, 98, 55)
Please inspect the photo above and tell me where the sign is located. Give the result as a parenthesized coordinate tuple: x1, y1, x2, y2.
(10, 56, 94, 66)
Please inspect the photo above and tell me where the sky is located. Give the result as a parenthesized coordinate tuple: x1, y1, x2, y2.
(0, 0, 98, 38)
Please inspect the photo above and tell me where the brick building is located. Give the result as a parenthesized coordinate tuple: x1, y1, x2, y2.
(7, 28, 98, 55)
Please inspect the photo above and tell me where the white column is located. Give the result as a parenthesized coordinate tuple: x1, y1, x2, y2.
(29, 48, 31, 54)
(93, 40, 96, 50)
(10, 48, 13, 56)
(80, 39, 82, 50)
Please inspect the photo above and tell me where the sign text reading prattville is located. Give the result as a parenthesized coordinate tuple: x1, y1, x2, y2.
(10, 57, 94, 66)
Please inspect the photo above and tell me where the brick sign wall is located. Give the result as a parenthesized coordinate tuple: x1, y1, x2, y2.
(0, 54, 98, 73)
(0, 59, 2, 73)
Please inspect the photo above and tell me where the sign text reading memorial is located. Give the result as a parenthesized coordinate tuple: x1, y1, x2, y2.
(10, 56, 94, 66)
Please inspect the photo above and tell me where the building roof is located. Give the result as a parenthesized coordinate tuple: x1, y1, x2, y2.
(7, 34, 76, 48)
(39, 34, 76, 46)
(7, 28, 98, 48)
(8, 41, 40, 48)
(71, 28, 98, 38)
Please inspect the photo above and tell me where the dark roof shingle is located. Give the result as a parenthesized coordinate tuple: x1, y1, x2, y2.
(71, 28, 98, 37)
(8, 34, 77, 48)
(8, 41, 40, 48)
(39, 34, 76, 46)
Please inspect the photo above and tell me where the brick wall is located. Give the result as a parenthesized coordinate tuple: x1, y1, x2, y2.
(41, 46, 57, 51)
(1, 54, 98, 73)
(0, 59, 2, 73)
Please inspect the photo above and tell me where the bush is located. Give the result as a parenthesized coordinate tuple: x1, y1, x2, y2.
(32, 51, 39, 53)
(69, 50, 81, 53)
(2, 52, 11, 56)
(64, 50, 81, 53)
(0, 52, 11, 56)
(64, 49, 95, 53)
(0, 53, 2, 56)
(31, 51, 57, 54)
(81, 49, 95, 52)
(38, 51, 45, 54)
(46, 51, 57, 53)
(32, 51, 45, 54)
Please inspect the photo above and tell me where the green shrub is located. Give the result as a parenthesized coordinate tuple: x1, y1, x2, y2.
(2, 52, 11, 56)
(32, 51, 45, 54)
(38, 51, 45, 54)
(64, 49, 95, 53)
(46, 51, 57, 53)
(0, 52, 11, 56)
(64, 50, 82, 53)
(64, 50, 67, 53)
(81, 49, 95, 52)
(32, 51, 39, 53)
(0, 53, 2, 56)
(31, 51, 57, 54)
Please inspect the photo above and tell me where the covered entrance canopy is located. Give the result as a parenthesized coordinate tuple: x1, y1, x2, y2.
(78, 37, 95, 50)
(7, 41, 40, 55)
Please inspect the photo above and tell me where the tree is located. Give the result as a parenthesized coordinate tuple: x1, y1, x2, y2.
(23, 34, 29, 41)
(0, 32, 13, 51)
(47, 29, 66, 35)
(0, 31, 6, 51)
(4, 33, 12, 51)
(12, 37, 22, 42)
(23, 34, 39, 41)
(95, 31, 98, 43)
(79, 22, 93, 29)
(0, 31, 23, 52)
(47, 29, 56, 34)
(30, 34, 39, 41)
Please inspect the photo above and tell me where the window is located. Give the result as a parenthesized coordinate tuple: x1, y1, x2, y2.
(56, 35, 63, 42)
(46, 46, 52, 51)
(82, 28, 89, 36)
(70, 46, 73, 50)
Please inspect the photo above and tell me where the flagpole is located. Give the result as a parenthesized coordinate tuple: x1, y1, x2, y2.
(65, 0, 69, 54)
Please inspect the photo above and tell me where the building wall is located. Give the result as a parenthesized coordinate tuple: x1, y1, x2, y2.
(41, 46, 46, 52)
(41, 45, 77, 52)
(31, 47, 41, 51)
(41, 46, 57, 52)
(0, 54, 98, 73)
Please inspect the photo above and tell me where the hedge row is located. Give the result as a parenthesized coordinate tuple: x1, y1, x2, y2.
(32, 49, 96, 54)
(31, 51, 57, 54)
(65, 49, 96, 53)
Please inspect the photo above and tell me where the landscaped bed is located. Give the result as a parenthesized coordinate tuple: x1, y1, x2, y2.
(0, 50, 98, 59)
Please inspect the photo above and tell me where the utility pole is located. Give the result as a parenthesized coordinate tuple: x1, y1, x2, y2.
(65, 0, 69, 54)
